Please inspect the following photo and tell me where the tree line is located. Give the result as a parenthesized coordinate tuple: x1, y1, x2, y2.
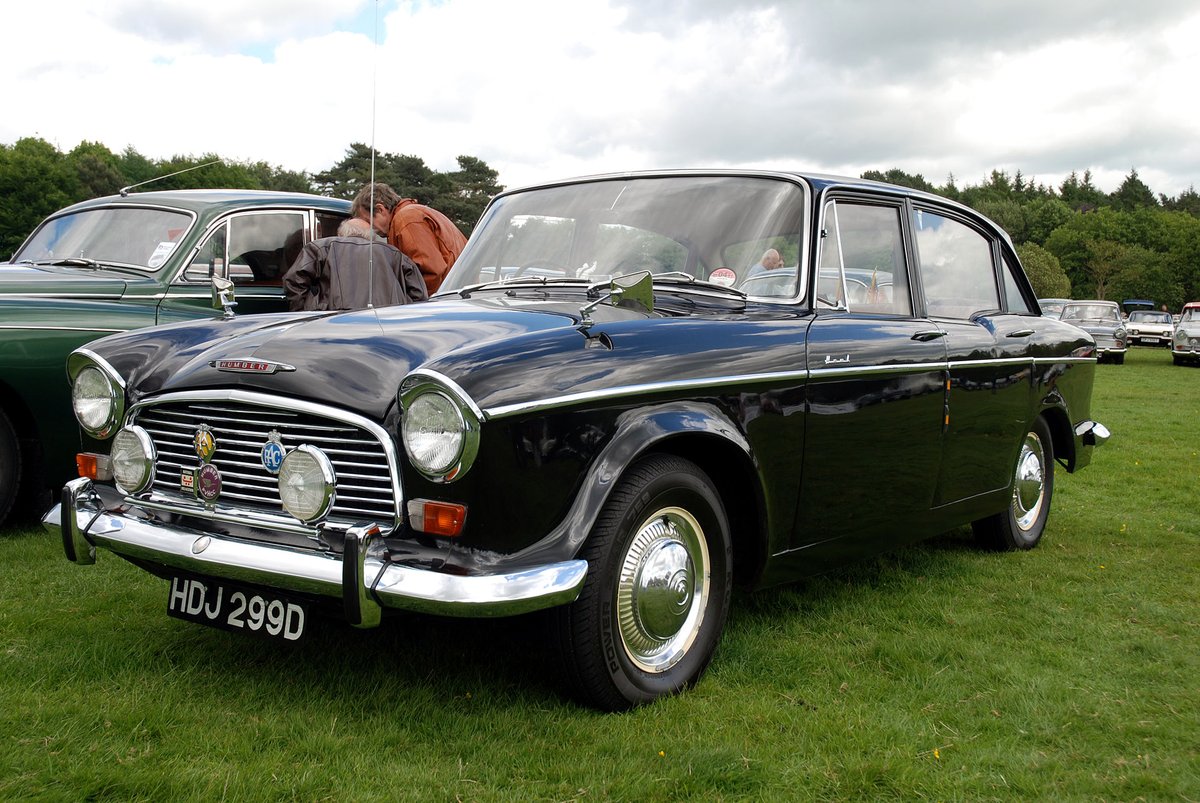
(0, 137, 503, 257)
(863, 167, 1200, 309)
(3, 135, 1198, 308)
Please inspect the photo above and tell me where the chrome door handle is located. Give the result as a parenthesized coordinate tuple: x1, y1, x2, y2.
(912, 330, 946, 342)
(1007, 329, 1035, 338)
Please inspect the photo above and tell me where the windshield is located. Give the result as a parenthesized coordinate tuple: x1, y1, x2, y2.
(1061, 303, 1120, 323)
(1128, 311, 1171, 324)
(440, 175, 807, 299)
(13, 205, 194, 272)
(1182, 308, 1200, 323)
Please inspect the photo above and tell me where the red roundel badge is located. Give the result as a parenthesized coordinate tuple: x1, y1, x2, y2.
(196, 463, 222, 502)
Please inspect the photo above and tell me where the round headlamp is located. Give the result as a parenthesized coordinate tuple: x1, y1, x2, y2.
(278, 445, 335, 523)
(110, 425, 156, 494)
(72, 365, 124, 438)
(402, 391, 465, 477)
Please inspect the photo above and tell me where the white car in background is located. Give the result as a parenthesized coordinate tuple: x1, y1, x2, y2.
(1125, 310, 1174, 347)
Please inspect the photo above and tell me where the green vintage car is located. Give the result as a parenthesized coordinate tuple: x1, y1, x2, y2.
(0, 189, 350, 524)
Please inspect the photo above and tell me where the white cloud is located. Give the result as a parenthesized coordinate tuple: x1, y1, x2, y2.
(2, 0, 1199, 197)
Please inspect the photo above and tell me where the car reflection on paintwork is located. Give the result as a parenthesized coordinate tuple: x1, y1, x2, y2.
(1060, 300, 1128, 364)
(48, 170, 1108, 710)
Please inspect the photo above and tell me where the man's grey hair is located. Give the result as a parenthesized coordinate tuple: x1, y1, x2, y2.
(338, 217, 374, 239)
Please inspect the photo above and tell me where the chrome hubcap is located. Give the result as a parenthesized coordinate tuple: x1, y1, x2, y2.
(1012, 432, 1046, 532)
(616, 507, 710, 673)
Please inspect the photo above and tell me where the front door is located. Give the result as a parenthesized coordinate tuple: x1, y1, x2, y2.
(795, 198, 947, 562)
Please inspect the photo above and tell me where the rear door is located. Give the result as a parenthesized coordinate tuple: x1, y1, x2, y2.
(910, 206, 1035, 507)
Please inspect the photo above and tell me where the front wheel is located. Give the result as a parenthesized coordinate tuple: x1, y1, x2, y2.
(973, 416, 1055, 551)
(555, 455, 732, 710)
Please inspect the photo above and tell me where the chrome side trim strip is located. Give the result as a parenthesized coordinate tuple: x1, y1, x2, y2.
(480, 355, 1095, 420)
(0, 324, 124, 333)
(482, 368, 812, 420)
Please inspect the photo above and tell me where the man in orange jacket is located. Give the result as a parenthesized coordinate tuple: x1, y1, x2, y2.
(351, 183, 468, 295)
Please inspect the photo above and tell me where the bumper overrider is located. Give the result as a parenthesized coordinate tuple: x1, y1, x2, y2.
(47, 477, 587, 626)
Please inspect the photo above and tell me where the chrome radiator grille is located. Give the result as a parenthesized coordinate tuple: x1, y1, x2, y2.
(132, 396, 400, 531)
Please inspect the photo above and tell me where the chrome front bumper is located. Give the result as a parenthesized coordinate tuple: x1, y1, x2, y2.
(47, 478, 587, 626)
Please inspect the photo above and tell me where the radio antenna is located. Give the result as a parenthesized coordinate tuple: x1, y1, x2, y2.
(367, 0, 380, 308)
(119, 159, 221, 197)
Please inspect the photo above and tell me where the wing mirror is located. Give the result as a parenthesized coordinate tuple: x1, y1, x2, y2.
(578, 270, 655, 330)
(211, 276, 237, 319)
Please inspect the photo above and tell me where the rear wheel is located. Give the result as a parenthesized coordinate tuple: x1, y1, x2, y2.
(973, 416, 1054, 551)
(0, 409, 21, 527)
(555, 454, 732, 710)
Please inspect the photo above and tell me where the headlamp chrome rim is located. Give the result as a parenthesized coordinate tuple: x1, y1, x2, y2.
(278, 444, 336, 523)
(67, 349, 126, 439)
(110, 425, 157, 495)
(399, 374, 482, 483)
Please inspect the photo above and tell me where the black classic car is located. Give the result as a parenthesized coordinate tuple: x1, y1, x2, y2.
(0, 189, 350, 525)
(47, 171, 1108, 710)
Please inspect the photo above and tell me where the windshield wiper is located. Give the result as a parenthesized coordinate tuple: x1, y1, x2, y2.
(456, 275, 592, 297)
(31, 257, 103, 269)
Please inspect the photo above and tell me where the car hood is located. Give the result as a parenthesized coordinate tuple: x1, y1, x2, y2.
(0, 261, 140, 297)
(1176, 322, 1200, 337)
(1069, 319, 1122, 334)
(88, 296, 656, 420)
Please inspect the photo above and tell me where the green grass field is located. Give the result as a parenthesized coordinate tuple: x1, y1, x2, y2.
(2, 347, 1196, 801)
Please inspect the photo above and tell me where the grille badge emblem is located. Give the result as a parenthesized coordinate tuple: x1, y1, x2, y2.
(193, 425, 216, 462)
(261, 430, 285, 475)
(210, 358, 296, 374)
(196, 464, 222, 502)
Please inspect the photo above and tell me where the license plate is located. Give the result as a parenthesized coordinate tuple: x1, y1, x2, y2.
(167, 576, 307, 642)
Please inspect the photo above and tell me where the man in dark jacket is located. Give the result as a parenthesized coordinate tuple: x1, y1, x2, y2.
(283, 218, 428, 311)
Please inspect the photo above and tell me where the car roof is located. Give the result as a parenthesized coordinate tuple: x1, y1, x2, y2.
(48, 188, 350, 216)
(499, 168, 998, 236)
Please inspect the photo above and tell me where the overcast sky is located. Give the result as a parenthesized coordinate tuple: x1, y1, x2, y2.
(4, 0, 1199, 198)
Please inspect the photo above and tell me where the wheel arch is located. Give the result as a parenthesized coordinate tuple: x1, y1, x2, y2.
(510, 401, 768, 586)
(643, 432, 767, 588)
(1039, 402, 1075, 471)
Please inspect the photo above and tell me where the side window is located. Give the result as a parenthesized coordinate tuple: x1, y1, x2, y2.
(316, 211, 345, 239)
(227, 212, 306, 286)
(913, 209, 999, 319)
(817, 200, 911, 315)
(1002, 254, 1033, 313)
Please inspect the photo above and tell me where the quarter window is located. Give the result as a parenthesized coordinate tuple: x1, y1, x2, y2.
(913, 209, 999, 318)
(1002, 254, 1033, 313)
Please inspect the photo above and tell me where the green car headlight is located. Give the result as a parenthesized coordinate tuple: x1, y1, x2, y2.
(68, 352, 126, 439)
(400, 375, 481, 483)
(110, 426, 156, 494)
